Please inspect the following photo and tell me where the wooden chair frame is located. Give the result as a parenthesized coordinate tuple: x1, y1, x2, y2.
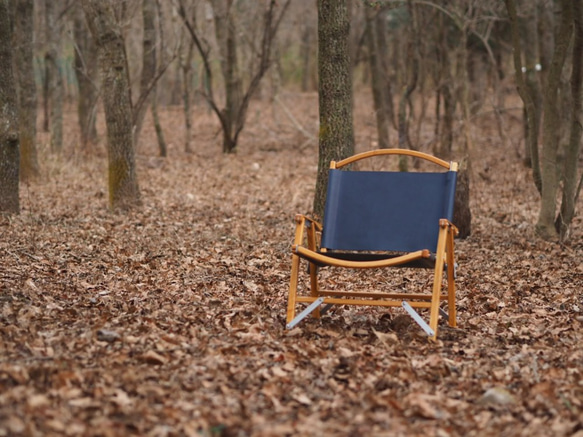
(286, 149, 459, 340)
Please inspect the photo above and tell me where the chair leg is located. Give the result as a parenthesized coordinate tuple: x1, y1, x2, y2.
(309, 262, 321, 319)
(287, 254, 301, 324)
(446, 231, 457, 328)
(429, 222, 448, 340)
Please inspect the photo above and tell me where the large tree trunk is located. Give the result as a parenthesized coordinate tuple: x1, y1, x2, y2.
(0, 0, 20, 214)
(73, 2, 99, 150)
(82, 0, 140, 211)
(313, 0, 354, 219)
(13, 0, 39, 181)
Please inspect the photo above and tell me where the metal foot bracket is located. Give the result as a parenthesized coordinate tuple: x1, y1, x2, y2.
(402, 301, 435, 337)
(286, 297, 325, 330)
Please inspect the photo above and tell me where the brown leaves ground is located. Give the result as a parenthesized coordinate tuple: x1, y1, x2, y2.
(1, 92, 582, 436)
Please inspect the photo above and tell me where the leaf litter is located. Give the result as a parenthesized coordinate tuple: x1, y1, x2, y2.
(0, 92, 582, 436)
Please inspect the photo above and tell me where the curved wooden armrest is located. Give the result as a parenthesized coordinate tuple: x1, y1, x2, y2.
(292, 246, 430, 269)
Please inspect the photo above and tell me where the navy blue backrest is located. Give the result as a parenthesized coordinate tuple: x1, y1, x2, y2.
(321, 169, 457, 253)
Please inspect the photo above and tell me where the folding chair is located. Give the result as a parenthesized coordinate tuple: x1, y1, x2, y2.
(286, 149, 459, 340)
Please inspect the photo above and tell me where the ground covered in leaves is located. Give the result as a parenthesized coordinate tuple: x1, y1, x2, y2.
(1, 92, 583, 436)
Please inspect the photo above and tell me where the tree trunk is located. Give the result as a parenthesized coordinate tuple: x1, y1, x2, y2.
(313, 0, 354, 219)
(133, 0, 156, 149)
(181, 39, 195, 153)
(556, 0, 583, 241)
(365, 5, 390, 149)
(151, 84, 167, 157)
(82, 0, 140, 211)
(73, 2, 99, 150)
(210, 0, 242, 153)
(536, 0, 572, 240)
(505, 0, 542, 193)
(45, 0, 64, 153)
(0, 0, 19, 214)
(397, 1, 419, 171)
(13, 0, 39, 180)
(522, 2, 542, 168)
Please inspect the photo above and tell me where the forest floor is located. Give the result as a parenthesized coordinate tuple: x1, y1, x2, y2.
(1, 91, 582, 437)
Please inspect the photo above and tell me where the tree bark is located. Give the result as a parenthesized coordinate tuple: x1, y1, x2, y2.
(73, 1, 99, 150)
(536, 0, 572, 240)
(210, 0, 242, 153)
(82, 0, 140, 211)
(0, 0, 20, 214)
(556, 0, 583, 241)
(365, 5, 390, 149)
(397, 1, 419, 171)
(505, 0, 542, 193)
(313, 0, 354, 219)
(133, 0, 156, 148)
(13, 0, 38, 180)
(45, 0, 64, 153)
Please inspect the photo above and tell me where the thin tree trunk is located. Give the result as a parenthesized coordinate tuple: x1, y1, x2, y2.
(133, 0, 157, 149)
(73, 2, 99, 150)
(313, 0, 354, 219)
(151, 83, 167, 157)
(13, 0, 39, 180)
(210, 0, 242, 153)
(45, 0, 64, 153)
(506, 0, 543, 193)
(522, 3, 542, 167)
(365, 6, 390, 149)
(536, 0, 572, 240)
(398, 1, 419, 171)
(557, 0, 583, 241)
(182, 38, 195, 153)
(0, 0, 20, 214)
(82, 0, 140, 211)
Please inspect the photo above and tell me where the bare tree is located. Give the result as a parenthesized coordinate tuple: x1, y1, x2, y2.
(0, 0, 19, 214)
(177, 0, 291, 153)
(82, 0, 140, 211)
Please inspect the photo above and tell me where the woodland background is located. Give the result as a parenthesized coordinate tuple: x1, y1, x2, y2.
(1, 0, 583, 436)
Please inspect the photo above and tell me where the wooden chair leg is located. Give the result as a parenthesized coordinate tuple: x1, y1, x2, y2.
(309, 262, 321, 319)
(287, 254, 301, 324)
(446, 230, 457, 327)
(429, 222, 448, 340)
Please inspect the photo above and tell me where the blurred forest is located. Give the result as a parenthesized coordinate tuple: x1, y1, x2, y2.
(4, 0, 580, 238)
(1, 1, 583, 436)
